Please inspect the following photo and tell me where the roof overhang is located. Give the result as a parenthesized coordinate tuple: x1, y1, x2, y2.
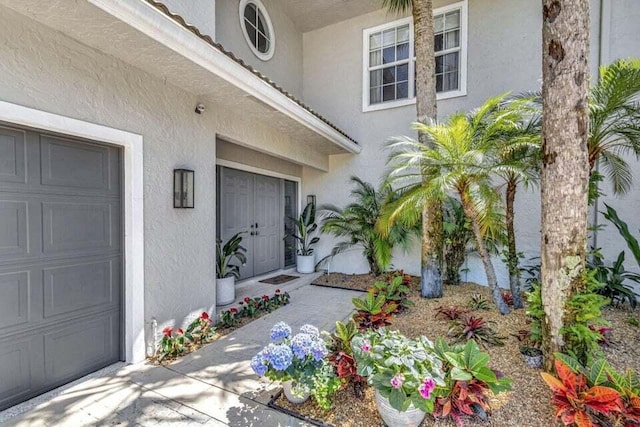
(0, 0, 360, 167)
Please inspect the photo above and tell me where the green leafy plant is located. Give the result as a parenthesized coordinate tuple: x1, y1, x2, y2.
(432, 338, 512, 425)
(590, 250, 639, 309)
(434, 306, 469, 321)
(628, 316, 640, 327)
(525, 283, 544, 346)
(447, 315, 506, 347)
(184, 312, 216, 344)
(158, 327, 188, 361)
(368, 275, 413, 313)
(351, 293, 397, 331)
(289, 202, 320, 256)
(352, 328, 446, 413)
(603, 204, 640, 267)
(442, 198, 474, 286)
(216, 232, 247, 279)
(328, 319, 365, 398)
(468, 293, 491, 311)
(217, 291, 290, 329)
(310, 362, 343, 410)
(219, 307, 239, 328)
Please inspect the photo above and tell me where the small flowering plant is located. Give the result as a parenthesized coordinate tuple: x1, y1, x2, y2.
(159, 326, 187, 361)
(185, 312, 216, 344)
(352, 328, 445, 413)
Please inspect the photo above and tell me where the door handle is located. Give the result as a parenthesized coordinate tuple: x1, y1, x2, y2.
(255, 222, 259, 228)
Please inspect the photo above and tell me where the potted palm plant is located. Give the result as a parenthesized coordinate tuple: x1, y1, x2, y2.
(216, 232, 246, 306)
(290, 202, 319, 273)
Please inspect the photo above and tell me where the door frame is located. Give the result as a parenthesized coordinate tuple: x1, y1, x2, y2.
(216, 159, 302, 272)
(0, 100, 145, 364)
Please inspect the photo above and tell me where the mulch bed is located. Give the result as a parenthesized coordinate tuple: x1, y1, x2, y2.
(275, 275, 640, 427)
(312, 272, 419, 292)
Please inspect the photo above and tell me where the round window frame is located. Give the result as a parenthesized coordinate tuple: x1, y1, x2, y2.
(239, 0, 275, 61)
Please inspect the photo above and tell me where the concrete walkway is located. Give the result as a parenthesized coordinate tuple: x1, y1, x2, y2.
(1, 282, 361, 427)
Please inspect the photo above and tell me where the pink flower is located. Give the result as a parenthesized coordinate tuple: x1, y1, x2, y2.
(418, 378, 436, 399)
(360, 341, 371, 352)
(162, 327, 173, 337)
(390, 373, 404, 389)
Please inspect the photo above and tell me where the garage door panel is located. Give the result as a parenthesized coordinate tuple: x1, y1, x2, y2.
(43, 258, 120, 318)
(43, 312, 119, 385)
(40, 136, 118, 193)
(42, 201, 120, 255)
(0, 336, 41, 409)
(0, 127, 27, 185)
(0, 271, 30, 330)
(0, 200, 29, 258)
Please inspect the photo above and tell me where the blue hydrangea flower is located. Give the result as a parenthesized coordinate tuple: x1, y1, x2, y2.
(250, 351, 268, 377)
(300, 324, 320, 338)
(267, 343, 293, 371)
(270, 322, 291, 342)
(310, 340, 328, 361)
(291, 333, 314, 359)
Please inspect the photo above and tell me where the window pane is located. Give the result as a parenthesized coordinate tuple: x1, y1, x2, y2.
(443, 52, 459, 72)
(257, 33, 268, 53)
(244, 4, 257, 25)
(369, 49, 382, 67)
(383, 28, 395, 46)
(435, 55, 443, 74)
(370, 32, 382, 50)
(445, 11, 460, 31)
(397, 81, 409, 99)
(396, 42, 409, 60)
(383, 46, 395, 64)
(382, 66, 396, 84)
(436, 74, 443, 92)
(370, 69, 383, 87)
(397, 63, 408, 82)
(370, 87, 382, 104)
(383, 84, 395, 101)
(397, 24, 410, 42)
(434, 15, 444, 33)
(245, 20, 257, 46)
(257, 11, 268, 37)
(443, 71, 459, 91)
(434, 34, 444, 52)
(444, 30, 460, 50)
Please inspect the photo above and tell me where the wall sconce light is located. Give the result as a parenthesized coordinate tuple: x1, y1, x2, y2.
(174, 169, 194, 208)
(306, 194, 316, 206)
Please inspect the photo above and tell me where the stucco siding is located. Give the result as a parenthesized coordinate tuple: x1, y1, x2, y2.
(216, 0, 304, 98)
(161, 0, 216, 38)
(217, 138, 303, 178)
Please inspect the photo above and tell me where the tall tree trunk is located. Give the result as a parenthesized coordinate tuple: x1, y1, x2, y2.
(505, 178, 524, 309)
(413, 0, 443, 298)
(461, 197, 510, 315)
(540, 0, 591, 371)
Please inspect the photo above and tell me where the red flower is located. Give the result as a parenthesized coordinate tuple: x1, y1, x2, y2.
(229, 307, 238, 314)
(244, 297, 251, 303)
(262, 295, 269, 301)
(275, 289, 281, 294)
(200, 312, 210, 321)
(177, 328, 184, 335)
(162, 327, 173, 337)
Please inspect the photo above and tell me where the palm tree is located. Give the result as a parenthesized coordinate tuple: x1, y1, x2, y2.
(540, 0, 591, 370)
(318, 177, 417, 275)
(381, 0, 442, 298)
(588, 58, 640, 195)
(380, 94, 527, 315)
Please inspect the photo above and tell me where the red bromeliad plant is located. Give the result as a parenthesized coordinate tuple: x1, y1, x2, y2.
(434, 305, 468, 321)
(447, 315, 506, 347)
(541, 359, 624, 427)
(502, 291, 514, 307)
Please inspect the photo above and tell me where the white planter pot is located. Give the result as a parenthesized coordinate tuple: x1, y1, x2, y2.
(216, 276, 235, 306)
(282, 380, 310, 404)
(374, 390, 426, 427)
(296, 255, 315, 274)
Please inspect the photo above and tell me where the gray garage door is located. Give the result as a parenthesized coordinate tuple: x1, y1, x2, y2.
(0, 125, 122, 411)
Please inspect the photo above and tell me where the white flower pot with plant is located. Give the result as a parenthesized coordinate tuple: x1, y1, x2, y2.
(290, 202, 320, 274)
(216, 232, 247, 306)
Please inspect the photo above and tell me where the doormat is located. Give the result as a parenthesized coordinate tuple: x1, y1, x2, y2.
(267, 389, 334, 427)
(259, 274, 299, 285)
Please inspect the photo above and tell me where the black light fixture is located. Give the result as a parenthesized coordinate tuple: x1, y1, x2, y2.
(306, 194, 316, 206)
(174, 169, 194, 208)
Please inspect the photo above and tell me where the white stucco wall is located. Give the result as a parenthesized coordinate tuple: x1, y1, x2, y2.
(216, 0, 304, 98)
(302, 0, 640, 285)
(161, 0, 216, 38)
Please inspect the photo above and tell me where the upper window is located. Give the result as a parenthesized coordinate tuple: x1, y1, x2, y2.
(239, 0, 275, 61)
(362, 0, 467, 112)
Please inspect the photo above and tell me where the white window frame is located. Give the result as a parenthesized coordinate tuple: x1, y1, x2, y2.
(239, 0, 275, 61)
(362, 0, 468, 112)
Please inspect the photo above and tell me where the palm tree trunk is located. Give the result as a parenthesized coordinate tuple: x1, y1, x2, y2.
(413, 0, 443, 298)
(540, 0, 591, 371)
(505, 178, 524, 309)
(461, 198, 510, 315)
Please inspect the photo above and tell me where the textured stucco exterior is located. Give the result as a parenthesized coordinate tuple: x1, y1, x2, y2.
(161, 0, 216, 38)
(302, 0, 640, 283)
(217, 139, 303, 178)
(216, 0, 304, 98)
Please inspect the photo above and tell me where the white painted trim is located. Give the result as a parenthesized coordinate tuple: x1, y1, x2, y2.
(0, 100, 146, 364)
(238, 0, 275, 61)
(88, 0, 360, 154)
(362, 0, 468, 113)
(216, 158, 301, 184)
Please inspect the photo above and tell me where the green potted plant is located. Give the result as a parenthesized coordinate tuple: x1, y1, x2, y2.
(352, 328, 446, 427)
(216, 232, 246, 305)
(290, 202, 319, 273)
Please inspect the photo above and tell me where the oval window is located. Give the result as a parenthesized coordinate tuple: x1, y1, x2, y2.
(239, 0, 275, 61)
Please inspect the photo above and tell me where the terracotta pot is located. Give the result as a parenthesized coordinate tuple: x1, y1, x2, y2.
(282, 380, 310, 404)
(374, 390, 426, 427)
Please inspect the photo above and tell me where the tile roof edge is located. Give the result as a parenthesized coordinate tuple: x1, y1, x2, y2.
(144, 0, 360, 147)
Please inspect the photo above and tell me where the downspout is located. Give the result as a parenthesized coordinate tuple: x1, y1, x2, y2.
(592, 0, 611, 251)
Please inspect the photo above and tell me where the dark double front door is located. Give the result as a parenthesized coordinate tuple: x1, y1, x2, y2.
(219, 167, 282, 279)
